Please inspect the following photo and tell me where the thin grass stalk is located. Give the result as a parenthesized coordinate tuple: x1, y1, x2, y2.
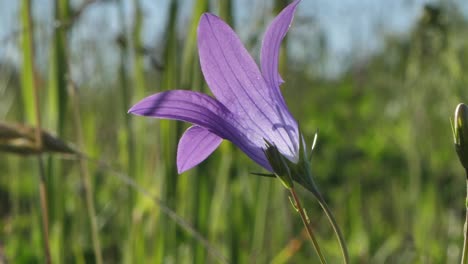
(188, 59, 211, 263)
(186, 43, 204, 264)
(68, 80, 103, 264)
(20, 0, 35, 123)
(20, 1, 52, 262)
(192, 165, 211, 264)
(230, 161, 254, 263)
(229, 180, 241, 264)
(128, 1, 147, 259)
(181, 0, 208, 87)
(132, 0, 146, 101)
(212, 2, 233, 261)
(117, 0, 136, 222)
(159, 1, 180, 260)
(179, 2, 209, 258)
(183, 7, 209, 259)
(37, 158, 52, 264)
(54, 0, 70, 136)
(161, 0, 179, 170)
(47, 0, 70, 260)
(129, 1, 146, 214)
(251, 180, 271, 261)
(219, 0, 233, 25)
(315, 194, 350, 264)
(208, 143, 232, 259)
(289, 187, 327, 264)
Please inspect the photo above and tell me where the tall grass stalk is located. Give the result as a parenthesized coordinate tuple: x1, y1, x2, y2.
(181, 0, 208, 87)
(131, 0, 146, 101)
(251, 180, 271, 261)
(125, 0, 147, 259)
(158, 1, 180, 261)
(69, 80, 103, 264)
(117, 0, 136, 214)
(46, 0, 70, 261)
(20, 0, 52, 262)
(53, 0, 70, 136)
(183, 1, 212, 263)
(115, 0, 140, 261)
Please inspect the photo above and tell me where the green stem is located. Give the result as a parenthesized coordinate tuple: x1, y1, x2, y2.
(69, 81, 103, 264)
(32, 39, 51, 264)
(37, 157, 52, 264)
(21, 0, 52, 261)
(289, 187, 327, 264)
(461, 171, 468, 264)
(315, 194, 349, 264)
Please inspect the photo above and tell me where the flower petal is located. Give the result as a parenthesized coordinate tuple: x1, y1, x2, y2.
(261, 0, 300, 92)
(177, 125, 223, 173)
(128, 90, 231, 137)
(197, 13, 299, 162)
(128, 90, 271, 170)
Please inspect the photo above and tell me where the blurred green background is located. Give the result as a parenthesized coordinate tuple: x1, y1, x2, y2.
(1, 0, 468, 263)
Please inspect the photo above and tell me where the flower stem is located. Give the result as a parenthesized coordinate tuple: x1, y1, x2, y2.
(315, 194, 349, 264)
(289, 187, 327, 264)
(461, 170, 468, 264)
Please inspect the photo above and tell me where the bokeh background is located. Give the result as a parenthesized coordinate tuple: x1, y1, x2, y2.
(2, 0, 468, 263)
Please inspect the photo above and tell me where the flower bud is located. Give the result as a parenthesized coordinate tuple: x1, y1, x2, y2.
(453, 103, 468, 170)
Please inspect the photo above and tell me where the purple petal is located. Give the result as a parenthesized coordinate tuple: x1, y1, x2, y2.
(198, 13, 275, 116)
(128, 90, 271, 170)
(128, 90, 231, 136)
(261, 0, 300, 93)
(177, 125, 223, 173)
(197, 13, 299, 162)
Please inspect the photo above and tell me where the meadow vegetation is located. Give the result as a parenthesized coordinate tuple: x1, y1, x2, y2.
(1, 0, 468, 263)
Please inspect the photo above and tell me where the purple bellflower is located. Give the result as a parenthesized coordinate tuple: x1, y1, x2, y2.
(128, 0, 316, 191)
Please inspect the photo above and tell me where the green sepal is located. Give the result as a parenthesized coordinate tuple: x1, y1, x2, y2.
(250, 172, 276, 178)
(263, 140, 294, 189)
(262, 128, 322, 196)
(310, 130, 318, 162)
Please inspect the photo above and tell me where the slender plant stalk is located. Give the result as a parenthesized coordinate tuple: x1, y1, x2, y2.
(33, 60, 51, 263)
(181, 0, 208, 86)
(315, 194, 350, 264)
(37, 158, 52, 264)
(462, 170, 468, 264)
(117, 0, 135, 214)
(54, 0, 70, 136)
(131, 0, 146, 101)
(158, 0, 180, 261)
(20, 0, 52, 262)
(69, 81, 103, 264)
(31, 32, 52, 264)
(126, 0, 147, 260)
(289, 187, 326, 264)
